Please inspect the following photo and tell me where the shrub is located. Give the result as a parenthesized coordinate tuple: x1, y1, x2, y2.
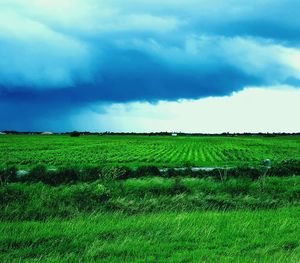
(228, 167, 261, 180)
(23, 165, 47, 183)
(115, 166, 134, 180)
(43, 167, 80, 185)
(270, 160, 300, 177)
(0, 166, 17, 186)
(184, 169, 212, 179)
(165, 168, 179, 178)
(80, 167, 101, 182)
(135, 166, 161, 177)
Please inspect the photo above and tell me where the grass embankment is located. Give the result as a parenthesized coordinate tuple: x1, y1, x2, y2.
(2, 175, 300, 220)
(1, 208, 300, 262)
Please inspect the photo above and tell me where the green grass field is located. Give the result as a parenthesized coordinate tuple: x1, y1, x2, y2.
(1, 134, 300, 262)
(1, 207, 300, 262)
(2, 135, 300, 168)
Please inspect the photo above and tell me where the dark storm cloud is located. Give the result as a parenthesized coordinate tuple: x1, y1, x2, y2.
(1, 0, 300, 130)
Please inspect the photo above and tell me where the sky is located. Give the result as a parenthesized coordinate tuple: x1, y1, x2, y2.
(1, 0, 300, 132)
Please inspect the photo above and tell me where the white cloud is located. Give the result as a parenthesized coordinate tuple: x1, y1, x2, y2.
(101, 14, 179, 33)
(0, 0, 180, 34)
(0, 11, 94, 88)
(71, 87, 300, 133)
(178, 36, 300, 82)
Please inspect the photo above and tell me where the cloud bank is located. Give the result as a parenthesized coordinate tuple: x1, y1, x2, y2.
(67, 87, 300, 133)
(1, 0, 300, 130)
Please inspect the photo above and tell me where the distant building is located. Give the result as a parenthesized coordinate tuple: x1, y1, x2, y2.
(0, 132, 6, 135)
(171, 133, 178, 136)
(41, 132, 53, 135)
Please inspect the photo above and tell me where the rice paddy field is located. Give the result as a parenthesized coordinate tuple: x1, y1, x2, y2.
(2, 134, 300, 168)
(1, 134, 300, 262)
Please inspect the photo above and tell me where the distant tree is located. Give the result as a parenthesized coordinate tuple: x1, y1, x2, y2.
(70, 131, 81, 137)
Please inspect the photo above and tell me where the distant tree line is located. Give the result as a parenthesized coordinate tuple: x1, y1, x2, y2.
(1, 130, 300, 137)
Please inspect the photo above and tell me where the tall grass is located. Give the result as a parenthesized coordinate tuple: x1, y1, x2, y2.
(2, 176, 300, 220)
(1, 207, 300, 262)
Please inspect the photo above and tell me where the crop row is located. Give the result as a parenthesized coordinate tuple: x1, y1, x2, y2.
(1, 135, 299, 168)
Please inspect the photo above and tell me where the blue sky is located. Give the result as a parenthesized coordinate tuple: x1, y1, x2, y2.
(1, 0, 300, 132)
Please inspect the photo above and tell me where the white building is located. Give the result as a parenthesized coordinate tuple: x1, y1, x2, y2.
(41, 132, 53, 135)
